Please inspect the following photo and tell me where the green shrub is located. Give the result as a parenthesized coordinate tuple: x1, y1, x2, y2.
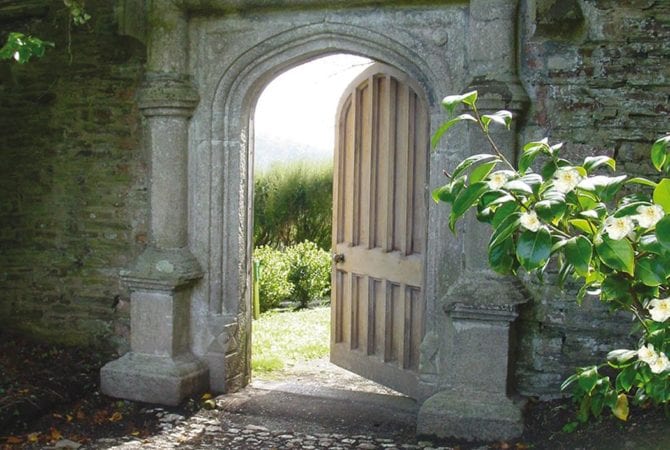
(254, 161, 333, 250)
(254, 245, 293, 312)
(254, 241, 331, 311)
(285, 241, 332, 309)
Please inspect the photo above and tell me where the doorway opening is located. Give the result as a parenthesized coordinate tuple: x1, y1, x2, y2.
(248, 52, 429, 401)
(250, 53, 396, 395)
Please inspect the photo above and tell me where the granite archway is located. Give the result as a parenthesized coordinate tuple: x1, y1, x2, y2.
(102, 0, 529, 440)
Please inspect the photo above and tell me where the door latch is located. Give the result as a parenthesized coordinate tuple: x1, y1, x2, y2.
(332, 253, 345, 264)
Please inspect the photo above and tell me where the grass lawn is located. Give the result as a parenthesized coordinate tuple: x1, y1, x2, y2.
(251, 306, 330, 375)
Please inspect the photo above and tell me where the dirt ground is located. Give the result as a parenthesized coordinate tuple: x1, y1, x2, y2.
(1, 330, 669, 449)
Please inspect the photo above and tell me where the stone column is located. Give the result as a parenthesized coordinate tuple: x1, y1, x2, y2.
(419, 0, 530, 440)
(100, 0, 208, 406)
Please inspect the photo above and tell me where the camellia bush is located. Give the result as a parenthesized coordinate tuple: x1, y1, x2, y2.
(432, 90, 670, 424)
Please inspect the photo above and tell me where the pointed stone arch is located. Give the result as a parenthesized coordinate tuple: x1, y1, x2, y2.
(102, 1, 530, 441)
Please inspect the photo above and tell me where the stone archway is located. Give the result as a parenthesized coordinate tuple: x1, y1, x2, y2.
(102, 0, 530, 440)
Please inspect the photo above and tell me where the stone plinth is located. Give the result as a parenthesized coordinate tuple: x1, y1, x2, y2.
(101, 247, 208, 405)
(417, 271, 528, 441)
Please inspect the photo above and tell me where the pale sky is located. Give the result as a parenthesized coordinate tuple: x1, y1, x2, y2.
(254, 54, 372, 166)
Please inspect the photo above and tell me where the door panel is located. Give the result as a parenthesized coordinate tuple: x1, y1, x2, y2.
(331, 63, 428, 398)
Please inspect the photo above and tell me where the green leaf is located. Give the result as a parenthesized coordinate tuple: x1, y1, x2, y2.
(583, 155, 616, 173)
(655, 214, 670, 249)
(578, 175, 627, 202)
(431, 114, 478, 149)
(441, 91, 477, 114)
(635, 256, 668, 286)
(516, 228, 552, 271)
(651, 135, 670, 172)
(489, 212, 521, 248)
(452, 154, 499, 180)
(577, 366, 600, 394)
(569, 218, 595, 234)
(470, 160, 498, 184)
(491, 201, 519, 228)
(596, 236, 635, 275)
(535, 198, 567, 223)
(652, 178, 670, 213)
(488, 236, 516, 274)
(450, 182, 489, 231)
(607, 349, 638, 367)
(504, 179, 533, 195)
(626, 177, 658, 188)
(565, 236, 592, 276)
(481, 110, 513, 130)
(601, 274, 633, 303)
(639, 234, 664, 254)
(432, 184, 451, 203)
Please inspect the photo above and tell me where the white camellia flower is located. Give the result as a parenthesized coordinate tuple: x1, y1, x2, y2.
(648, 297, 670, 322)
(519, 210, 541, 232)
(648, 352, 670, 374)
(603, 216, 634, 240)
(553, 167, 583, 193)
(638, 343, 657, 364)
(633, 204, 664, 228)
(488, 171, 509, 190)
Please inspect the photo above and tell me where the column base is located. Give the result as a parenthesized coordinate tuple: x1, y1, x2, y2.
(417, 389, 523, 441)
(101, 352, 208, 406)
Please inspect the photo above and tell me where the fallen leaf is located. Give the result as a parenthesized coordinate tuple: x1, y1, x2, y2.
(27, 433, 40, 443)
(201, 392, 213, 400)
(516, 442, 529, 449)
(66, 414, 73, 423)
(76, 410, 86, 420)
(612, 393, 629, 421)
(5, 436, 22, 444)
(131, 431, 140, 436)
(109, 411, 123, 422)
(50, 427, 62, 441)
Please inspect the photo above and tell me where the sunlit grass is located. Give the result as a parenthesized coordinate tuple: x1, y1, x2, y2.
(251, 306, 330, 375)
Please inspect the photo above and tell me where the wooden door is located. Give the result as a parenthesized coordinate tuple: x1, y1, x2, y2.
(331, 63, 428, 398)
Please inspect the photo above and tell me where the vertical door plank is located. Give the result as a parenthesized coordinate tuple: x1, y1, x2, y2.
(384, 77, 397, 252)
(394, 84, 410, 254)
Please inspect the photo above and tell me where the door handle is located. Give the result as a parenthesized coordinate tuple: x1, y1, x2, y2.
(333, 253, 345, 264)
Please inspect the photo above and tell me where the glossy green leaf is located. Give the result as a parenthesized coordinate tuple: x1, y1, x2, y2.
(601, 274, 632, 303)
(577, 366, 600, 394)
(565, 236, 592, 276)
(442, 91, 477, 114)
(639, 234, 664, 254)
(450, 182, 489, 231)
(616, 365, 637, 392)
(491, 201, 519, 228)
(569, 218, 595, 234)
(470, 160, 498, 184)
(583, 155, 616, 173)
(488, 236, 516, 274)
(614, 201, 649, 218)
(452, 154, 499, 180)
(481, 110, 513, 130)
(626, 177, 658, 188)
(578, 175, 627, 202)
(431, 114, 478, 149)
(655, 214, 670, 249)
(504, 179, 533, 195)
(636, 256, 669, 286)
(652, 178, 670, 213)
(651, 135, 670, 171)
(516, 228, 552, 271)
(489, 212, 521, 248)
(596, 237, 635, 275)
(536, 198, 567, 223)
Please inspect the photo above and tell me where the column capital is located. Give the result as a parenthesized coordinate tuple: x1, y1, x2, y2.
(466, 76, 529, 114)
(137, 73, 199, 117)
(120, 246, 203, 292)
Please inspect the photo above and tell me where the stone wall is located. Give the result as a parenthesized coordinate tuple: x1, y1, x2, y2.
(514, 0, 670, 396)
(0, 0, 147, 349)
(0, 0, 668, 398)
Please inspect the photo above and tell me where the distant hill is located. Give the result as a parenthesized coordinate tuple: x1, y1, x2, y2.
(254, 133, 333, 172)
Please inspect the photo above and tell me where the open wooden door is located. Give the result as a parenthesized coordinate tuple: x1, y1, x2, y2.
(331, 63, 428, 398)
